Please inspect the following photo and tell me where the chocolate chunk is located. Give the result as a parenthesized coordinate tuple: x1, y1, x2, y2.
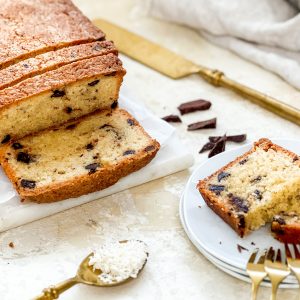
(23, 63, 29, 68)
(111, 101, 118, 109)
(251, 242, 256, 246)
(230, 196, 249, 213)
(218, 172, 230, 182)
(86, 143, 94, 151)
(208, 136, 226, 158)
(20, 179, 36, 189)
(227, 134, 247, 143)
(105, 71, 117, 76)
(293, 156, 299, 162)
(178, 99, 211, 115)
(85, 163, 100, 174)
(88, 79, 100, 87)
(237, 244, 249, 253)
(238, 215, 246, 229)
(199, 142, 215, 153)
(64, 106, 73, 114)
(65, 124, 77, 130)
(254, 189, 262, 200)
(208, 184, 225, 195)
(145, 145, 155, 152)
(12, 143, 23, 150)
(187, 118, 217, 131)
(274, 216, 286, 225)
(208, 136, 223, 143)
(162, 115, 182, 123)
(17, 152, 32, 164)
(51, 89, 65, 98)
(127, 119, 135, 126)
(99, 124, 111, 129)
(123, 150, 136, 156)
(8, 242, 14, 248)
(1, 134, 11, 144)
(250, 176, 262, 183)
(239, 158, 248, 165)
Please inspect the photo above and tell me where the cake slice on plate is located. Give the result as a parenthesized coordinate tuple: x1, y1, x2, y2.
(0, 109, 160, 203)
(198, 138, 300, 237)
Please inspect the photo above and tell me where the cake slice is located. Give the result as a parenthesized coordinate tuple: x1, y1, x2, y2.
(198, 139, 300, 237)
(271, 212, 300, 244)
(0, 53, 125, 143)
(0, 109, 160, 203)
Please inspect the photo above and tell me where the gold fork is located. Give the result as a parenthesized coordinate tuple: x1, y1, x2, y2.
(285, 243, 300, 298)
(246, 249, 267, 300)
(264, 247, 291, 300)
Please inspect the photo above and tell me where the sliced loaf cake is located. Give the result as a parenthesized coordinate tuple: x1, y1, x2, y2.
(0, 109, 160, 203)
(198, 139, 300, 237)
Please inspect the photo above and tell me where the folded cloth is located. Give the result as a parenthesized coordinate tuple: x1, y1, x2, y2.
(139, 0, 300, 89)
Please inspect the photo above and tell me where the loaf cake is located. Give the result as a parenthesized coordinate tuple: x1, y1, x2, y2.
(0, 0, 125, 143)
(271, 212, 300, 244)
(0, 109, 160, 203)
(198, 139, 300, 237)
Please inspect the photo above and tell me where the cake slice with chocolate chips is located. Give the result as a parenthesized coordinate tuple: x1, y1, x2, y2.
(0, 109, 160, 203)
(198, 138, 300, 237)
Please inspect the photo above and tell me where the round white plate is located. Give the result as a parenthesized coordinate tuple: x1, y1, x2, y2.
(180, 139, 300, 282)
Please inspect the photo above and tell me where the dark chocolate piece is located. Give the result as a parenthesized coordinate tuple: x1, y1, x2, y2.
(178, 99, 211, 115)
(230, 196, 249, 213)
(123, 150, 136, 156)
(88, 79, 100, 86)
(187, 118, 217, 131)
(64, 106, 73, 114)
(208, 184, 225, 195)
(20, 179, 36, 189)
(209, 134, 246, 143)
(1, 134, 11, 144)
(250, 176, 262, 183)
(105, 71, 117, 76)
(208, 136, 226, 158)
(218, 172, 231, 182)
(51, 90, 65, 98)
(85, 163, 100, 174)
(17, 152, 32, 164)
(111, 101, 118, 109)
(86, 143, 94, 151)
(273, 216, 286, 225)
(127, 119, 135, 126)
(253, 189, 262, 200)
(23, 63, 30, 68)
(65, 124, 77, 130)
(199, 142, 215, 153)
(237, 244, 249, 253)
(239, 158, 248, 165)
(145, 145, 155, 152)
(162, 115, 182, 123)
(208, 136, 223, 143)
(12, 143, 23, 150)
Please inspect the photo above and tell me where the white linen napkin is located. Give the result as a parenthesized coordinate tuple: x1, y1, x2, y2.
(0, 88, 193, 232)
(138, 0, 300, 89)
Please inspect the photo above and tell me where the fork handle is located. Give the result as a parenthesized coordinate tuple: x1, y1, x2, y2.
(33, 277, 78, 300)
(270, 281, 280, 300)
(251, 282, 259, 300)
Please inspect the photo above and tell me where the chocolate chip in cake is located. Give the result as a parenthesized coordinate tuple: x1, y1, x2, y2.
(250, 176, 262, 183)
(12, 142, 23, 150)
(239, 158, 248, 165)
(1, 134, 11, 144)
(99, 124, 111, 129)
(86, 143, 94, 151)
(127, 119, 135, 126)
(208, 184, 225, 195)
(111, 101, 118, 109)
(105, 71, 117, 77)
(85, 163, 100, 174)
(274, 216, 286, 225)
(162, 115, 182, 123)
(199, 142, 215, 153)
(253, 189, 262, 200)
(293, 156, 299, 162)
(88, 79, 100, 87)
(93, 44, 102, 51)
(237, 244, 248, 253)
(145, 145, 155, 152)
(64, 106, 73, 114)
(21, 179, 36, 189)
(230, 196, 249, 213)
(238, 215, 246, 229)
(218, 172, 231, 182)
(208, 136, 226, 158)
(8, 242, 14, 248)
(188, 118, 217, 131)
(23, 63, 30, 68)
(51, 89, 65, 98)
(17, 152, 33, 164)
(123, 150, 136, 156)
(178, 99, 211, 115)
(65, 124, 77, 130)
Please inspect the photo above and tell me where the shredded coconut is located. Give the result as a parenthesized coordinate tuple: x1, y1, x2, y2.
(88, 240, 148, 284)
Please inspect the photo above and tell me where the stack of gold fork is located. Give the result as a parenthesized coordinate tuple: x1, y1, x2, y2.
(247, 244, 300, 300)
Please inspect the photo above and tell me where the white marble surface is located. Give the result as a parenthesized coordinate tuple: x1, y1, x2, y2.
(1, 0, 300, 299)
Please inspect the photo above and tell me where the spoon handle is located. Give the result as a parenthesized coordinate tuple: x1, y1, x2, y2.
(33, 277, 78, 300)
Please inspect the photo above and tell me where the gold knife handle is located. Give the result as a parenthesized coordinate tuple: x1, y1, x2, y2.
(33, 277, 78, 300)
(198, 69, 300, 126)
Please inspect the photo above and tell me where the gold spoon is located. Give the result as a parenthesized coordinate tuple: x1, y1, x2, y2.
(34, 241, 148, 300)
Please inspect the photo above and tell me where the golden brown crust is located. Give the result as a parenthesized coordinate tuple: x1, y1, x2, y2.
(0, 109, 160, 203)
(0, 41, 117, 90)
(0, 0, 105, 69)
(0, 53, 125, 109)
(271, 221, 300, 244)
(197, 138, 300, 237)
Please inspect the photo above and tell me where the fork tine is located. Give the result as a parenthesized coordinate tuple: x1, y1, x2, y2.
(285, 243, 292, 258)
(248, 248, 259, 264)
(267, 247, 275, 262)
(293, 244, 300, 259)
(257, 249, 267, 264)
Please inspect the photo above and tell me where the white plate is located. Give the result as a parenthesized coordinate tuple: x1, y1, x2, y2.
(180, 139, 300, 281)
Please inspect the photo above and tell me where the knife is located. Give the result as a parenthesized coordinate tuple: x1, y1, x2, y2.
(93, 19, 300, 126)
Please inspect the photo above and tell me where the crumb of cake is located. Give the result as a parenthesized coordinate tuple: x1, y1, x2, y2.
(8, 242, 14, 248)
(237, 244, 248, 253)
